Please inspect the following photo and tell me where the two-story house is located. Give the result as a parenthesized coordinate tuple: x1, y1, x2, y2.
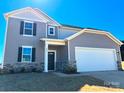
(2, 7, 123, 73)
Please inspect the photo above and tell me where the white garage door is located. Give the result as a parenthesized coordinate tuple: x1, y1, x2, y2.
(75, 47, 118, 72)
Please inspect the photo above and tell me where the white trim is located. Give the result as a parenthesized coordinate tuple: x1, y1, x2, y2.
(66, 29, 123, 45)
(30, 8, 49, 22)
(48, 50, 57, 71)
(21, 46, 32, 63)
(45, 24, 48, 38)
(4, 7, 32, 17)
(68, 41, 70, 61)
(5, 7, 61, 26)
(4, 7, 31, 17)
(22, 34, 34, 37)
(48, 26, 55, 36)
(2, 18, 9, 69)
(5, 7, 48, 23)
(119, 49, 122, 62)
(61, 26, 83, 31)
(10, 16, 47, 23)
(24, 20, 34, 23)
(66, 29, 106, 40)
(106, 32, 123, 46)
(41, 38, 65, 45)
(34, 8, 61, 26)
(22, 46, 33, 48)
(41, 38, 64, 42)
(113, 49, 118, 62)
(47, 41, 65, 45)
(44, 41, 48, 72)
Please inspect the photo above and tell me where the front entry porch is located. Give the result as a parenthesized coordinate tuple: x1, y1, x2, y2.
(40, 38, 66, 72)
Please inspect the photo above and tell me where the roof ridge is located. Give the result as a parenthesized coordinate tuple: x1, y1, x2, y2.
(61, 24, 84, 29)
(61, 24, 107, 31)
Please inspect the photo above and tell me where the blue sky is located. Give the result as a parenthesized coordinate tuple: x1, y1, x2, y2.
(0, 0, 124, 62)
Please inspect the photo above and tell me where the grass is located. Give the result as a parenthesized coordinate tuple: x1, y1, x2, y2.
(0, 72, 104, 91)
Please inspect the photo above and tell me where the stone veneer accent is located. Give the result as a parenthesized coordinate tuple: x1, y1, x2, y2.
(0, 62, 44, 74)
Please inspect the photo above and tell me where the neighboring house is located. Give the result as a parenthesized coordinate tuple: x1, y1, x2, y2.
(121, 41, 124, 61)
(2, 7, 123, 73)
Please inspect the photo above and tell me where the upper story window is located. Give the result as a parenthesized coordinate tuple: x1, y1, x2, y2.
(48, 26, 55, 36)
(24, 21, 33, 36)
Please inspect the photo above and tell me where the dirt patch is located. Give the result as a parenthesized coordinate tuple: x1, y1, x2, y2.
(80, 84, 124, 92)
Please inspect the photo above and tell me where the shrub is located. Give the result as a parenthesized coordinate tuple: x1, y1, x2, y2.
(0, 68, 4, 74)
(63, 65, 77, 74)
(9, 69, 14, 73)
(35, 68, 42, 73)
(20, 67, 25, 72)
(32, 68, 36, 72)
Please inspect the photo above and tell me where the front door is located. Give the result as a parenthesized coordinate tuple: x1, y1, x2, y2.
(48, 52, 55, 70)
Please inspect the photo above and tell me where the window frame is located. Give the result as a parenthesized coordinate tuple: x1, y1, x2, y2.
(21, 46, 32, 63)
(23, 21, 34, 37)
(48, 26, 55, 36)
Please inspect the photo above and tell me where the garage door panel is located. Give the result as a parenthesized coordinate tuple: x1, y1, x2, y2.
(75, 47, 117, 72)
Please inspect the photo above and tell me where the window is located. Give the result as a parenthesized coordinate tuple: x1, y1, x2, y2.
(48, 26, 55, 36)
(24, 21, 33, 36)
(22, 46, 32, 62)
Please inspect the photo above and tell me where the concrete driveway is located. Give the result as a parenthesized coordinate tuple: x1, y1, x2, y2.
(82, 71, 124, 88)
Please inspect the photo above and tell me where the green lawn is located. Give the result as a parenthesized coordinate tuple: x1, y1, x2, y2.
(0, 72, 104, 91)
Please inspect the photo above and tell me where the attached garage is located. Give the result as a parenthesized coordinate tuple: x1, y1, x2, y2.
(66, 29, 123, 72)
(75, 47, 118, 72)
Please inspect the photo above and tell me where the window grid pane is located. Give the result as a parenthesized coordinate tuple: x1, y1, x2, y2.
(23, 48, 31, 55)
(25, 23, 33, 29)
(22, 55, 31, 62)
(48, 26, 55, 35)
(50, 28, 54, 34)
(24, 29, 32, 35)
(22, 47, 32, 62)
(24, 22, 33, 35)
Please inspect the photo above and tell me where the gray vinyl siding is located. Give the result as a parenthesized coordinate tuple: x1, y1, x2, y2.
(3, 17, 46, 65)
(59, 43, 68, 61)
(69, 32, 122, 62)
(58, 29, 77, 39)
(3, 17, 121, 71)
(48, 45, 68, 62)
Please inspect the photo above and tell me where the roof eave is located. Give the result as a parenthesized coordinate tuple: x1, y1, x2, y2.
(66, 28, 123, 46)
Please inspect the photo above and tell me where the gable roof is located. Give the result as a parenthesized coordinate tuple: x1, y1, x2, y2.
(4, 7, 123, 46)
(66, 28, 123, 45)
(34, 8, 61, 26)
(61, 24, 111, 31)
(4, 7, 61, 26)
